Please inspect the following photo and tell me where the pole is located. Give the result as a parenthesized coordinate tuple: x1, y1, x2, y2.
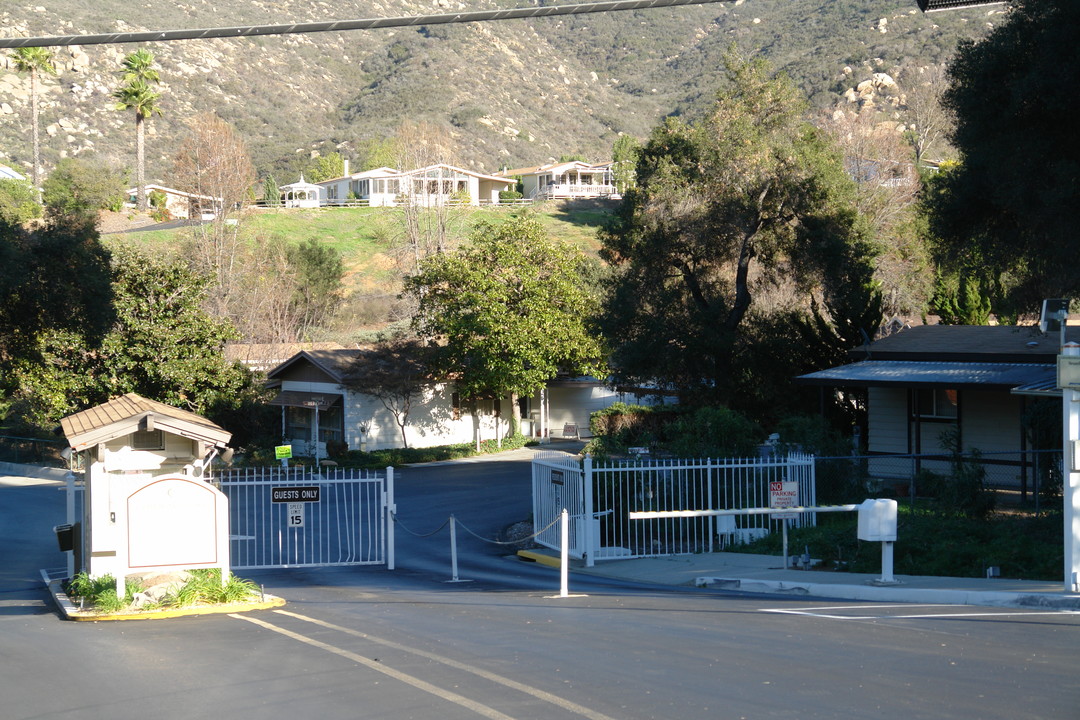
(560, 508, 569, 597)
(782, 519, 789, 569)
(1062, 342, 1080, 592)
(880, 541, 895, 584)
(450, 514, 460, 582)
(386, 466, 395, 570)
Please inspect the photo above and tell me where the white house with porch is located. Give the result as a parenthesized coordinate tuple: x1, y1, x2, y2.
(315, 163, 515, 207)
(498, 161, 617, 201)
(265, 348, 670, 456)
(126, 184, 223, 220)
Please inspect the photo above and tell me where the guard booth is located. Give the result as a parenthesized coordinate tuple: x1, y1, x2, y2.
(59, 393, 234, 594)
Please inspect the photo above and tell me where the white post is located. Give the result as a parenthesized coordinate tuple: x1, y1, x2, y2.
(66, 469, 75, 579)
(313, 406, 321, 466)
(450, 515, 459, 581)
(560, 508, 570, 598)
(386, 466, 396, 571)
(583, 455, 595, 568)
(1063, 342, 1080, 593)
(880, 541, 895, 584)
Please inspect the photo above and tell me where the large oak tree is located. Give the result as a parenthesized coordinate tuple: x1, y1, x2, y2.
(599, 52, 881, 416)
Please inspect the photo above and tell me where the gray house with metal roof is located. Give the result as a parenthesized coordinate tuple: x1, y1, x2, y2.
(797, 325, 1067, 488)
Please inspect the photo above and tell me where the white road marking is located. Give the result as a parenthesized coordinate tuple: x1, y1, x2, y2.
(761, 604, 1080, 620)
(274, 609, 621, 720)
(231, 613, 515, 720)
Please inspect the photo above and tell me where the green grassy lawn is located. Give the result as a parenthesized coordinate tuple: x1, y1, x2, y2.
(109, 201, 616, 304)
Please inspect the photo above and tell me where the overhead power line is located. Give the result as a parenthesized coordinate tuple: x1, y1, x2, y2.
(0, 0, 725, 49)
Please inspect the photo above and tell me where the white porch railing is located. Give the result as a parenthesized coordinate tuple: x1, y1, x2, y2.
(533, 183, 619, 200)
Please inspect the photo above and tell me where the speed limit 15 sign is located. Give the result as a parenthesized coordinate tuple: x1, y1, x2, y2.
(287, 502, 305, 527)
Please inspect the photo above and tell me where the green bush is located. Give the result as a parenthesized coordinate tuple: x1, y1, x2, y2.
(735, 505, 1063, 580)
(666, 406, 761, 458)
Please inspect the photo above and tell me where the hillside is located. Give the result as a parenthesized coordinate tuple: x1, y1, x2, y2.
(0, 0, 996, 183)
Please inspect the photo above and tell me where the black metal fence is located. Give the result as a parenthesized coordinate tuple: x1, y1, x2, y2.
(0, 435, 66, 467)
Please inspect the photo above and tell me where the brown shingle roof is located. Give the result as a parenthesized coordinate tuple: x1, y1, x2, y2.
(60, 393, 231, 450)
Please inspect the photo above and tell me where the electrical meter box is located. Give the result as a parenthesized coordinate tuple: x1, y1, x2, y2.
(857, 499, 897, 542)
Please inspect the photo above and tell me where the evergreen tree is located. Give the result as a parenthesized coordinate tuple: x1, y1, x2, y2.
(600, 51, 881, 416)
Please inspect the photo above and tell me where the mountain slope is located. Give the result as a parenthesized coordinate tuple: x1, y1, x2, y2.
(0, 0, 995, 182)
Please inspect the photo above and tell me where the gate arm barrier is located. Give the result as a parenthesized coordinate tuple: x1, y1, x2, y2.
(630, 500, 899, 584)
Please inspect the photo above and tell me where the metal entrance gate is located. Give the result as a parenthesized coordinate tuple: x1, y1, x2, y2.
(532, 451, 816, 566)
(217, 466, 394, 570)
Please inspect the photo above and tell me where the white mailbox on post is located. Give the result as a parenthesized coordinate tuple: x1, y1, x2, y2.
(858, 498, 899, 583)
(857, 499, 897, 541)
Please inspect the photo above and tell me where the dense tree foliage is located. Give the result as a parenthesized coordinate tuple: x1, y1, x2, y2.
(0, 218, 114, 385)
(41, 158, 127, 225)
(600, 54, 881, 418)
(929, 0, 1079, 317)
(404, 215, 607, 403)
(0, 179, 42, 224)
(4, 243, 253, 432)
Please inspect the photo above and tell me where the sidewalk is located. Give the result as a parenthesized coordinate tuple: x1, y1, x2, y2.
(519, 549, 1080, 609)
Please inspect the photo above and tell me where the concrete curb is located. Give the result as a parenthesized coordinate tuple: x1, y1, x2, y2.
(43, 571, 286, 621)
(694, 576, 1080, 610)
(517, 549, 563, 568)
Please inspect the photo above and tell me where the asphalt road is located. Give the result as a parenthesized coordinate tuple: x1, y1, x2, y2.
(3, 459, 1079, 720)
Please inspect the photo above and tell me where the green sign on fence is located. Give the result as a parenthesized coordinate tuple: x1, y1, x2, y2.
(274, 444, 293, 460)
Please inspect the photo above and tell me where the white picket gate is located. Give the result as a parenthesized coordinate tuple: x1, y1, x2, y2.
(217, 466, 394, 570)
(532, 451, 815, 566)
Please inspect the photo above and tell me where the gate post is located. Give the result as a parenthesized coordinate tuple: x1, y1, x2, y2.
(583, 454, 595, 567)
(386, 466, 395, 570)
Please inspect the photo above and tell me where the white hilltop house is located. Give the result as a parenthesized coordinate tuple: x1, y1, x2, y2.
(315, 161, 516, 207)
(497, 160, 618, 201)
(126, 184, 223, 220)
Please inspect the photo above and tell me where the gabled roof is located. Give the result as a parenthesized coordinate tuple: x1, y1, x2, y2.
(400, 163, 515, 184)
(60, 393, 232, 451)
(126, 184, 222, 202)
(266, 348, 367, 383)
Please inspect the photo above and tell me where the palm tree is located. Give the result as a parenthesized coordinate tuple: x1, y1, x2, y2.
(112, 49, 162, 212)
(10, 47, 57, 196)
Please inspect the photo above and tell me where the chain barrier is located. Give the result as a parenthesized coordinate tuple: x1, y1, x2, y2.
(390, 512, 450, 539)
(455, 515, 562, 546)
(390, 511, 560, 545)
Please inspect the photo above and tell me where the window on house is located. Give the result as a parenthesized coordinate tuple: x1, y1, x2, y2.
(131, 430, 164, 450)
(914, 388, 959, 420)
(317, 405, 344, 446)
(285, 406, 311, 441)
(451, 392, 461, 421)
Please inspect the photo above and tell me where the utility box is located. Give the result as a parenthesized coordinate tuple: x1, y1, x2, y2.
(857, 499, 897, 542)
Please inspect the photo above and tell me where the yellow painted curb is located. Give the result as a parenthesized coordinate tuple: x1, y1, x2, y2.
(517, 550, 562, 568)
(47, 577, 285, 622)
